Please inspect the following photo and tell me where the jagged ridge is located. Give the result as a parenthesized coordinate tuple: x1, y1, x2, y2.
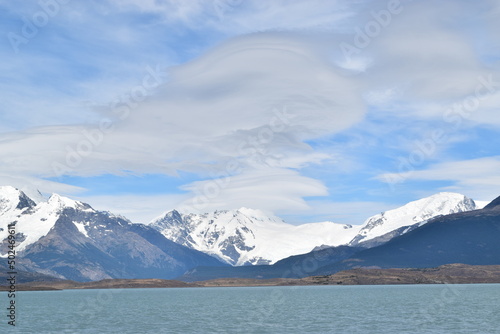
(150, 192, 479, 266)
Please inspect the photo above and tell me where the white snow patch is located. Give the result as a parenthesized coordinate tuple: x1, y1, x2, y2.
(151, 207, 360, 266)
(151, 192, 479, 266)
(0, 187, 95, 254)
(353, 192, 478, 244)
(474, 201, 490, 209)
(73, 221, 89, 237)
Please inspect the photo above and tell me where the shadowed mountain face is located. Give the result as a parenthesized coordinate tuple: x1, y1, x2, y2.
(484, 196, 500, 210)
(0, 261, 63, 284)
(313, 195, 500, 275)
(20, 208, 227, 281)
(2, 186, 497, 283)
(178, 196, 500, 281)
(178, 246, 362, 282)
(0, 187, 227, 282)
(151, 193, 478, 266)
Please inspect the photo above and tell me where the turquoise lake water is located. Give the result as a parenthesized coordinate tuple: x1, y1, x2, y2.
(1, 284, 499, 333)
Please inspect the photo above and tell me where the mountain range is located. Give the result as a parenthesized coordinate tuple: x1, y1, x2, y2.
(313, 195, 500, 275)
(149, 208, 358, 266)
(179, 195, 500, 281)
(0, 186, 225, 282)
(1, 185, 497, 283)
(150, 192, 479, 265)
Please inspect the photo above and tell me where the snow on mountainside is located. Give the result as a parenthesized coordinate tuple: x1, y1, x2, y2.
(0, 186, 226, 281)
(349, 192, 478, 247)
(0, 186, 92, 255)
(150, 207, 358, 266)
(151, 192, 479, 266)
(1, 186, 481, 270)
(474, 201, 490, 209)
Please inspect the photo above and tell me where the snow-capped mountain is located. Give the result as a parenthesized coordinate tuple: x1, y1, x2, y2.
(313, 194, 500, 276)
(151, 192, 479, 266)
(0, 186, 225, 281)
(150, 208, 358, 266)
(0, 186, 92, 254)
(349, 192, 478, 247)
(1, 185, 482, 279)
(179, 194, 500, 282)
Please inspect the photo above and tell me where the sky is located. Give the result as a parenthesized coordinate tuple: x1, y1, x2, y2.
(1, 0, 499, 225)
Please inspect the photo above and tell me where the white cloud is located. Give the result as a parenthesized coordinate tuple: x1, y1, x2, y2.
(377, 156, 500, 202)
(0, 32, 366, 214)
(108, 0, 354, 34)
(74, 192, 190, 224)
(77, 191, 393, 226)
(177, 167, 329, 214)
(0, 173, 84, 198)
(355, 0, 500, 126)
(280, 199, 396, 226)
(2, 0, 500, 223)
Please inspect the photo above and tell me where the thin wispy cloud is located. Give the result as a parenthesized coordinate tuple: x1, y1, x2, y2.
(1, 0, 499, 224)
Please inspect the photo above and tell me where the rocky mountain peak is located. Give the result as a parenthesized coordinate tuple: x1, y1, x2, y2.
(484, 195, 500, 210)
(0, 186, 36, 212)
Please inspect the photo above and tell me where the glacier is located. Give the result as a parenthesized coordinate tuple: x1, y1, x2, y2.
(150, 192, 479, 266)
(0, 186, 480, 267)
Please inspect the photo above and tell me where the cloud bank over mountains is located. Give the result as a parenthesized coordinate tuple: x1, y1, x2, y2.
(1, 0, 499, 223)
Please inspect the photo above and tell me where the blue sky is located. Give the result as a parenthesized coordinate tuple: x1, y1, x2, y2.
(1, 0, 499, 224)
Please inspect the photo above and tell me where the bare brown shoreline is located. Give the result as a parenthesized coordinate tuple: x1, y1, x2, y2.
(2, 264, 500, 291)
